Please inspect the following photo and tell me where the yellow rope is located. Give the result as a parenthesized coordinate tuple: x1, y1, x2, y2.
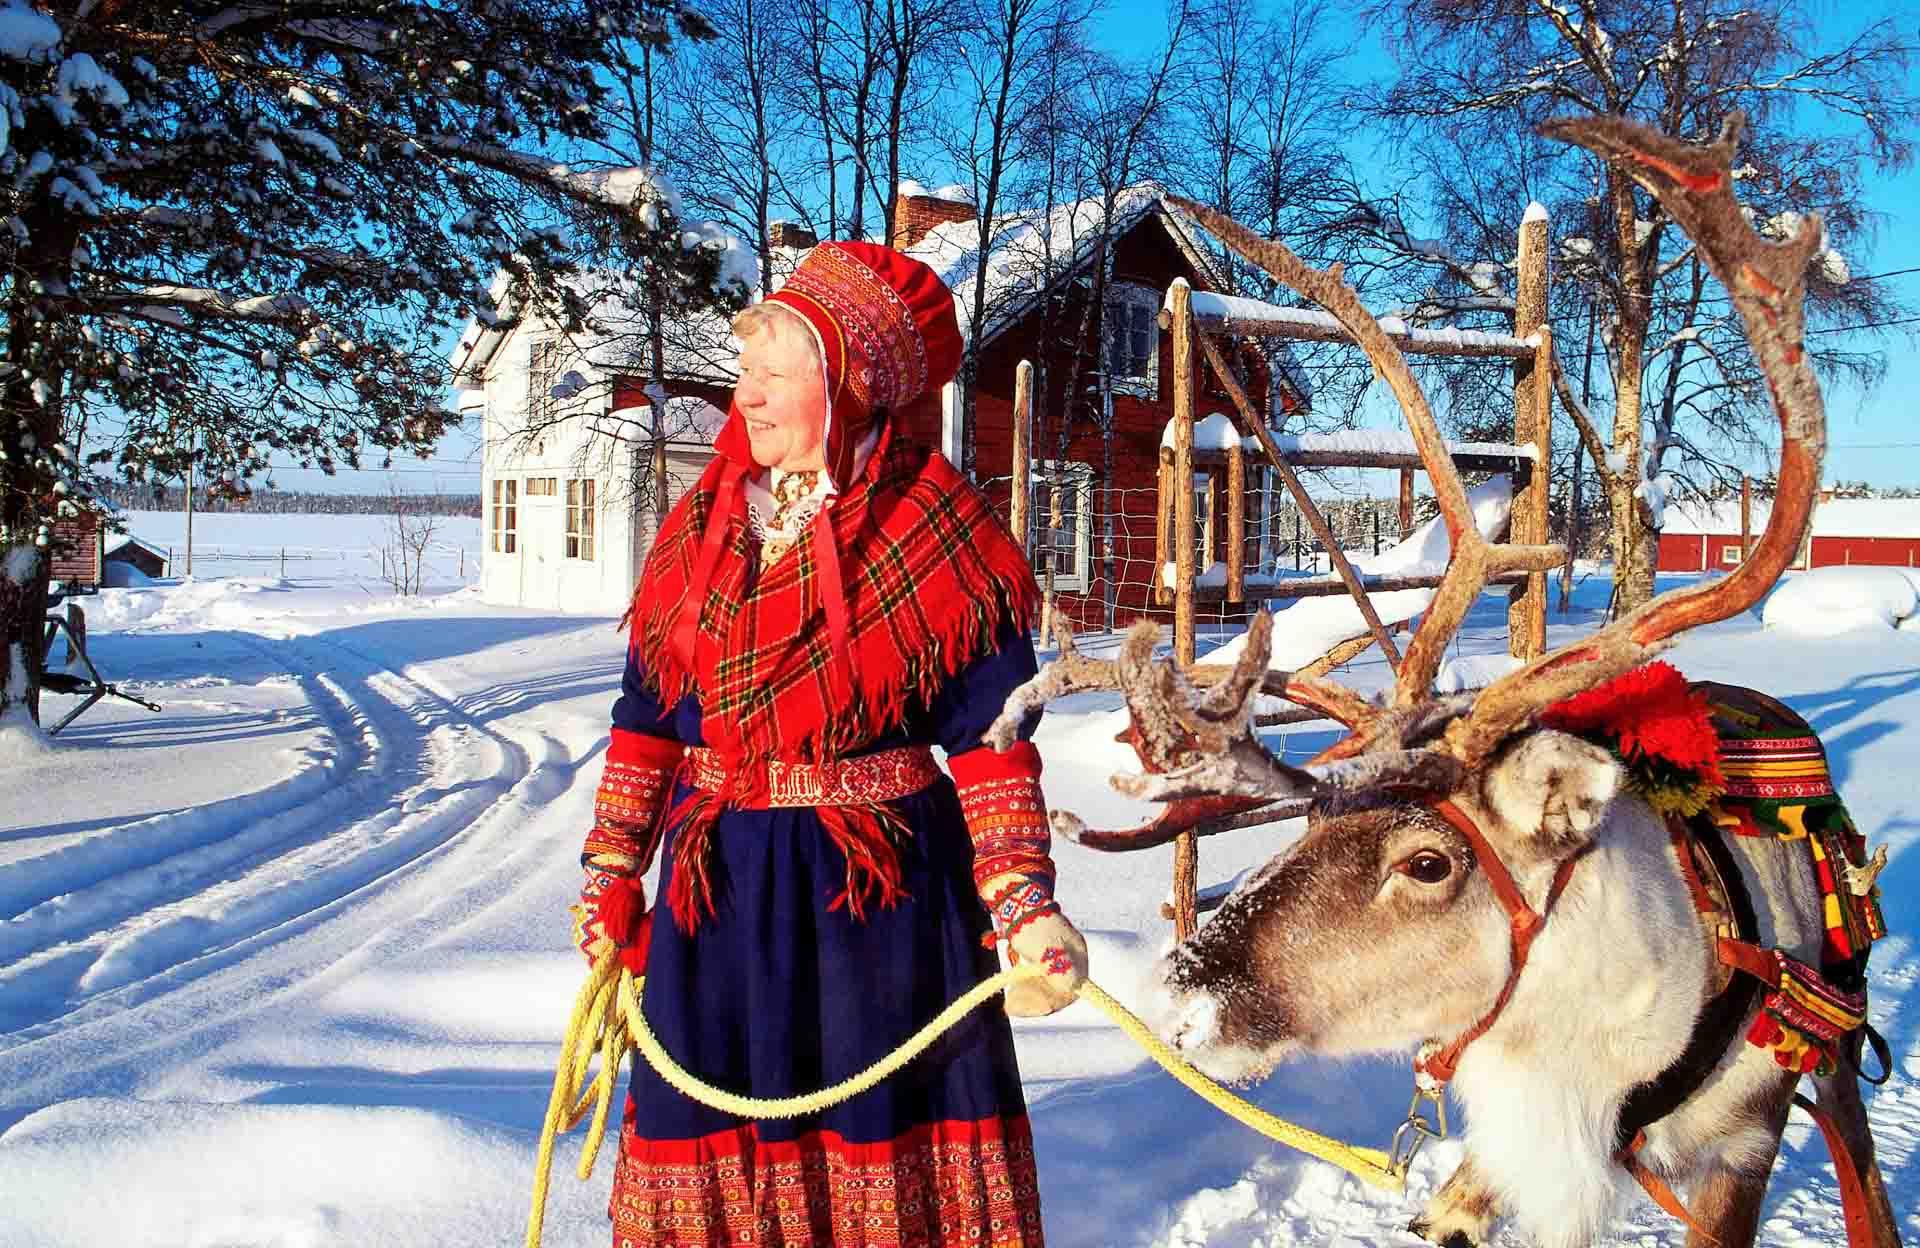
(527, 954, 1403, 1248)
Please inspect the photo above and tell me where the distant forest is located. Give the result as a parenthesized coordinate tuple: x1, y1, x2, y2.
(96, 481, 482, 518)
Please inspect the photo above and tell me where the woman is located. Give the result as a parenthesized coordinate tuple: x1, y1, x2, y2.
(571, 241, 1088, 1247)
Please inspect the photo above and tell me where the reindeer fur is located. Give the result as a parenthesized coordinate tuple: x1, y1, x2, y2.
(1144, 729, 1835, 1248)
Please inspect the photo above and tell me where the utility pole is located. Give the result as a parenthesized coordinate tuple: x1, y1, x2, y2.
(184, 427, 196, 576)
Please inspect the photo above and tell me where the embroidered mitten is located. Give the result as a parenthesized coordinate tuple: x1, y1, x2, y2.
(570, 728, 682, 969)
(982, 874, 1089, 1017)
(951, 741, 1088, 1017)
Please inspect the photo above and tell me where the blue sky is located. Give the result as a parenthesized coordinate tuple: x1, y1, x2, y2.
(260, 0, 1920, 496)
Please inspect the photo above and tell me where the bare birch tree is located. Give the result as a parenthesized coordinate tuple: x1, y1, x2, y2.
(1355, 0, 1917, 610)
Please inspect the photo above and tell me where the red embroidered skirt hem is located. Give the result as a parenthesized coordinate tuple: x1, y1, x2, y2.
(608, 1113, 1045, 1247)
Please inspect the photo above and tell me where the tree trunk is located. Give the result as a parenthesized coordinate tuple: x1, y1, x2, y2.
(1608, 166, 1655, 613)
(0, 546, 48, 739)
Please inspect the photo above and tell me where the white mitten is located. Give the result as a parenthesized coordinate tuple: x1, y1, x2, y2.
(1004, 909, 1089, 1017)
(985, 875, 1089, 1018)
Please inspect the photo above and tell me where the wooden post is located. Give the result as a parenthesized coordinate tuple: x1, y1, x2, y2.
(1740, 474, 1752, 564)
(1508, 205, 1550, 661)
(1399, 467, 1414, 540)
(1168, 279, 1198, 940)
(1226, 445, 1245, 604)
(1010, 360, 1032, 552)
(1171, 282, 1197, 668)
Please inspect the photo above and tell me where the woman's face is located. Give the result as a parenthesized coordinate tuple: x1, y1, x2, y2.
(735, 322, 827, 473)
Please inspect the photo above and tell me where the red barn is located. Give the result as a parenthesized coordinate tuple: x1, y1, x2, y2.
(900, 184, 1307, 632)
(1658, 495, 1920, 572)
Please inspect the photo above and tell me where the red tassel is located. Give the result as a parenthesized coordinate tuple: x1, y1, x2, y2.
(665, 795, 719, 934)
(817, 804, 909, 921)
(596, 875, 646, 945)
(618, 913, 652, 974)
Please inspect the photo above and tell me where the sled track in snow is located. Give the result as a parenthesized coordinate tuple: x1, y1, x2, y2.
(0, 627, 580, 1116)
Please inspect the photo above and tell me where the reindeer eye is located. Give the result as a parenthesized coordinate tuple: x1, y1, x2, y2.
(1396, 850, 1453, 884)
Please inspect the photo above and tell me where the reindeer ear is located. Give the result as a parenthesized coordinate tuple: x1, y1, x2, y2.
(1480, 730, 1622, 848)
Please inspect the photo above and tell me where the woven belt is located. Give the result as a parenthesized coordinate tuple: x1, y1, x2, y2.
(683, 745, 940, 808)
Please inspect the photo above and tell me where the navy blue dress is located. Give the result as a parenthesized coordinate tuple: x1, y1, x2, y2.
(605, 617, 1047, 1248)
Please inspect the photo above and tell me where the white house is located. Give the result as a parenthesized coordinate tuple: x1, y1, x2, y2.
(450, 259, 757, 613)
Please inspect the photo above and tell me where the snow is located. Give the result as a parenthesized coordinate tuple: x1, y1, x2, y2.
(1159, 412, 1243, 451)
(287, 127, 343, 162)
(53, 53, 128, 110)
(1522, 201, 1550, 225)
(1662, 495, 1920, 539)
(899, 183, 1304, 401)
(897, 178, 931, 198)
(1152, 411, 1544, 461)
(1197, 478, 1514, 676)
(931, 183, 975, 205)
(1762, 566, 1920, 635)
(2, 514, 1918, 1248)
(1178, 289, 1538, 356)
(1262, 429, 1535, 460)
(1434, 652, 1524, 694)
(1636, 472, 1674, 528)
(0, 3, 59, 62)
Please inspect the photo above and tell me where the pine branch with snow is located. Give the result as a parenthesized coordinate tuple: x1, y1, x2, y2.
(0, 0, 733, 723)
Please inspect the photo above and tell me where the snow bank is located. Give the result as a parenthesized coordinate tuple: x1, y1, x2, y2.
(1200, 478, 1513, 676)
(101, 560, 156, 589)
(1435, 652, 1524, 694)
(1762, 566, 1920, 635)
(0, 1099, 610, 1248)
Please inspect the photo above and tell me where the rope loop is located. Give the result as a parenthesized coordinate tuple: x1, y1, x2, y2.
(526, 953, 1403, 1248)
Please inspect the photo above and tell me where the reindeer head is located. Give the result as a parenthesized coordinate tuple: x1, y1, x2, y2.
(989, 112, 1828, 1083)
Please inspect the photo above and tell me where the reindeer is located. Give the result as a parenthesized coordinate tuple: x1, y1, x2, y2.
(990, 114, 1898, 1248)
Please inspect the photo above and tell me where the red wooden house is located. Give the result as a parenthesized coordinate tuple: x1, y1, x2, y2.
(1658, 494, 1920, 572)
(899, 185, 1308, 631)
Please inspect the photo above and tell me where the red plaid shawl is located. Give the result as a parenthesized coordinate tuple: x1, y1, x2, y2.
(627, 424, 1039, 783)
(626, 425, 1038, 930)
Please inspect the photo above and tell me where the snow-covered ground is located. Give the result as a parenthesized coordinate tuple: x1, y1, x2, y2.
(1, 513, 1916, 1248)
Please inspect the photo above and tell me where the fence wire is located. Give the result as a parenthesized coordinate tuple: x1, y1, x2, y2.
(978, 473, 1441, 638)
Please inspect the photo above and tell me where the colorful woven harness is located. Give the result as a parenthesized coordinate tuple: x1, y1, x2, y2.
(1408, 667, 1891, 1245)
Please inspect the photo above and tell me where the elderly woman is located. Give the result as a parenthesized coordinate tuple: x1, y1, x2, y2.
(571, 241, 1087, 1248)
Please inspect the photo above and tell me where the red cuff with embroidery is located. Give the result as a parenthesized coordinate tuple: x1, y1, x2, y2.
(582, 728, 684, 868)
(949, 741, 1054, 895)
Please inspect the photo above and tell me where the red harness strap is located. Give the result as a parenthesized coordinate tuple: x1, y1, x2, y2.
(1415, 800, 1586, 1084)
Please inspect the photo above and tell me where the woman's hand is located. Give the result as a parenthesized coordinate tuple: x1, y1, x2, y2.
(1003, 908, 1088, 1017)
(572, 863, 651, 971)
(983, 874, 1089, 1018)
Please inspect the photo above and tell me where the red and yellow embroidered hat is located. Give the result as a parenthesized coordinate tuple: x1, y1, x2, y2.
(716, 241, 963, 486)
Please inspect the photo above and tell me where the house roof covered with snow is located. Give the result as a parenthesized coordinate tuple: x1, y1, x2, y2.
(449, 180, 1312, 411)
(1662, 496, 1920, 538)
(902, 183, 1312, 406)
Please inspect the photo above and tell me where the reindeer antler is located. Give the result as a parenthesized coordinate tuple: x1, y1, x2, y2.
(991, 111, 1826, 858)
(1446, 111, 1826, 765)
(1166, 196, 1568, 718)
(987, 615, 1363, 851)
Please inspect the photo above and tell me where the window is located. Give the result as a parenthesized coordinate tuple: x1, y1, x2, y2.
(491, 479, 517, 553)
(525, 477, 557, 497)
(1192, 473, 1215, 569)
(1027, 462, 1093, 592)
(1103, 282, 1160, 397)
(1721, 544, 1743, 566)
(566, 478, 596, 560)
(529, 338, 561, 422)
